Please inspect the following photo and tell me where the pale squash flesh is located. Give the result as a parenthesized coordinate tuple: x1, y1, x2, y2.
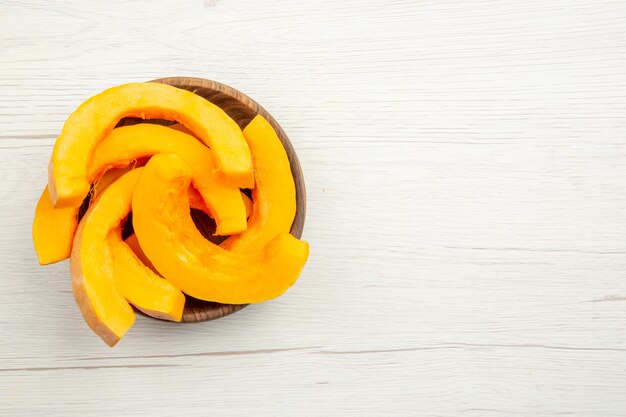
(49, 82, 253, 208)
(132, 153, 309, 304)
(222, 115, 296, 253)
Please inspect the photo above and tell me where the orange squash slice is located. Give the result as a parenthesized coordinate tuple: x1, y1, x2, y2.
(89, 124, 248, 235)
(222, 115, 296, 253)
(92, 165, 139, 199)
(188, 185, 252, 220)
(49, 82, 253, 208)
(33, 186, 79, 265)
(124, 233, 158, 274)
(34, 122, 250, 265)
(123, 186, 252, 281)
(109, 228, 185, 322)
(71, 170, 140, 346)
(132, 153, 309, 304)
(33, 167, 134, 265)
(71, 168, 184, 346)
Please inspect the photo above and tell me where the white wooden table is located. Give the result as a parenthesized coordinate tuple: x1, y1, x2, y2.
(1, 1, 626, 415)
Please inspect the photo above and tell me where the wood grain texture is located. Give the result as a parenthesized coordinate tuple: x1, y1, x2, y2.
(1, 0, 626, 416)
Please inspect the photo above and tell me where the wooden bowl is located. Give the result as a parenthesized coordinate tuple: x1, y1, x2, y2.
(129, 77, 306, 322)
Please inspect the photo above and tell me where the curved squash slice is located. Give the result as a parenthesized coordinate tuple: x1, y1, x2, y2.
(71, 170, 141, 346)
(188, 185, 252, 219)
(34, 122, 252, 265)
(222, 115, 296, 253)
(123, 185, 252, 277)
(132, 153, 309, 304)
(109, 228, 185, 322)
(32, 174, 253, 266)
(71, 168, 185, 346)
(49, 82, 253, 208)
(33, 166, 135, 265)
(92, 165, 139, 199)
(124, 233, 158, 274)
(89, 124, 248, 235)
(33, 186, 79, 265)
(241, 192, 253, 219)
(123, 187, 252, 283)
(168, 123, 254, 218)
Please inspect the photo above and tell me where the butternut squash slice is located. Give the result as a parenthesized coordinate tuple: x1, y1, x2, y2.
(33, 186, 79, 265)
(123, 187, 252, 281)
(124, 233, 158, 274)
(49, 82, 253, 208)
(33, 166, 136, 265)
(109, 228, 185, 322)
(34, 122, 251, 265)
(168, 123, 254, 217)
(33, 177, 252, 266)
(71, 168, 185, 346)
(222, 115, 296, 253)
(89, 124, 248, 236)
(71, 170, 141, 346)
(188, 185, 253, 219)
(92, 165, 139, 199)
(132, 153, 309, 304)
(241, 192, 253, 219)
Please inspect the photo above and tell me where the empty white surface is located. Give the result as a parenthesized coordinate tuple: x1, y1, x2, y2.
(1, 0, 626, 416)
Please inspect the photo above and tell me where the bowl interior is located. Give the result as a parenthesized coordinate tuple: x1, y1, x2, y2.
(122, 77, 306, 322)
